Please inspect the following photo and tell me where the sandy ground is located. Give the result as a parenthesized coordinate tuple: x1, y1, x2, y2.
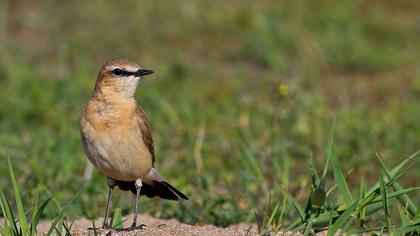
(1, 214, 306, 235)
(59, 214, 258, 236)
(0, 214, 312, 236)
(0, 214, 327, 236)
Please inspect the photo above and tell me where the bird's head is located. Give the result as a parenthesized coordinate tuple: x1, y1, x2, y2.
(94, 58, 154, 98)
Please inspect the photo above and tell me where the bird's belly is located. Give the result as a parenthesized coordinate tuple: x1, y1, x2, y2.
(99, 153, 152, 181)
(83, 128, 152, 181)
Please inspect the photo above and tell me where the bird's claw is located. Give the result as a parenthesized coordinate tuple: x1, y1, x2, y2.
(102, 223, 111, 230)
(129, 223, 146, 231)
(113, 223, 146, 232)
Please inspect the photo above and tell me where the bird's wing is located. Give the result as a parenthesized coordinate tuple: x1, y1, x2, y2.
(136, 106, 155, 165)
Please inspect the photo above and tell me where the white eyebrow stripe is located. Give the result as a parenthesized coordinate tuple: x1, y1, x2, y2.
(108, 65, 140, 73)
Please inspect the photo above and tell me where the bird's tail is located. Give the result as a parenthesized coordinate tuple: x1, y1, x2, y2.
(142, 180, 189, 200)
(115, 168, 188, 200)
(115, 180, 188, 201)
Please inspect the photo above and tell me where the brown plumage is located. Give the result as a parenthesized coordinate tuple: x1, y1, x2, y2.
(136, 106, 155, 165)
(79, 58, 187, 230)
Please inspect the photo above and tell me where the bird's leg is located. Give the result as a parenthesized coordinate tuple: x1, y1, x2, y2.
(102, 186, 114, 229)
(130, 179, 145, 230)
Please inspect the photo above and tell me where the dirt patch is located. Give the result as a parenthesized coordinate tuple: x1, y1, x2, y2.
(1, 214, 308, 235)
(65, 214, 257, 236)
(1, 214, 259, 236)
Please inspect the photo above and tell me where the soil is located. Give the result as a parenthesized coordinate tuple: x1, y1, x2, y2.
(59, 214, 257, 236)
(1, 214, 306, 235)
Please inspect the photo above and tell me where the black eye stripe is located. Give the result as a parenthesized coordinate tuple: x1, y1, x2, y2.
(112, 68, 133, 77)
(112, 68, 123, 76)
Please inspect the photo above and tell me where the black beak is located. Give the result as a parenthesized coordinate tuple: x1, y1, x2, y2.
(135, 69, 154, 77)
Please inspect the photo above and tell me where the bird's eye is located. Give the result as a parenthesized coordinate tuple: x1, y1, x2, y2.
(112, 68, 123, 76)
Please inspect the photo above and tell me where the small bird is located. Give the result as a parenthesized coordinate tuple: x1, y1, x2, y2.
(79, 58, 188, 230)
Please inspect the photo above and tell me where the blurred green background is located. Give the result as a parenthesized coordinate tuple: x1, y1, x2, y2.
(0, 0, 419, 227)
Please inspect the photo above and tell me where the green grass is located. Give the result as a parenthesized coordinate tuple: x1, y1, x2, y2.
(256, 129, 420, 234)
(0, 155, 67, 235)
(0, 0, 419, 234)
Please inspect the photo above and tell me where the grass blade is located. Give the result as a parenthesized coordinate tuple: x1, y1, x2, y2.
(278, 186, 305, 223)
(273, 157, 289, 230)
(7, 155, 28, 235)
(0, 188, 19, 235)
(303, 215, 314, 236)
(261, 192, 272, 231)
(379, 169, 391, 234)
(239, 143, 264, 182)
(63, 219, 73, 235)
(111, 208, 123, 229)
(327, 200, 359, 236)
(91, 220, 99, 236)
(31, 196, 53, 235)
(321, 121, 335, 181)
(329, 152, 353, 206)
(377, 152, 418, 216)
(47, 211, 64, 236)
(357, 160, 413, 213)
(325, 168, 353, 199)
(266, 201, 281, 229)
(396, 223, 420, 235)
(341, 213, 355, 234)
(29, 188, 40, 236)
(369, 186, 420, 205)
(397, 205, 410, 226)
(309, 155, 319, 185)
(365, 151, 418, 196)
(358, 177, 366, 224)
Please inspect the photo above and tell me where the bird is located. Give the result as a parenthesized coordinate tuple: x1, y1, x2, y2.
(79, 58, 188, 230)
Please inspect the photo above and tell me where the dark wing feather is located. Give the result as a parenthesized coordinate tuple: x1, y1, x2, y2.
(136, 106, 155, 165)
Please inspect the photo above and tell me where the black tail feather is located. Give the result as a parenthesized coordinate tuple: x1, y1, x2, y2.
(141, 181, 178, 200)
(162, 181, 189, 200)
(114, 180, 188, 201)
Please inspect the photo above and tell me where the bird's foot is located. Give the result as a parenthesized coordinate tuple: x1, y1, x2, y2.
(87, 224, 107, 231)
(88, 224, 113, 235)
(101, 223, 111, 230)
(114, 223, 146, 232)
(129, 223, 146, 231)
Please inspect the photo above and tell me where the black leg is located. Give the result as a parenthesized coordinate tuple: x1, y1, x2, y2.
(102, 186, 114, 229)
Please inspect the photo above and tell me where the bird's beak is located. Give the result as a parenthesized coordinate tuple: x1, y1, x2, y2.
(135, 69, 154, 77)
